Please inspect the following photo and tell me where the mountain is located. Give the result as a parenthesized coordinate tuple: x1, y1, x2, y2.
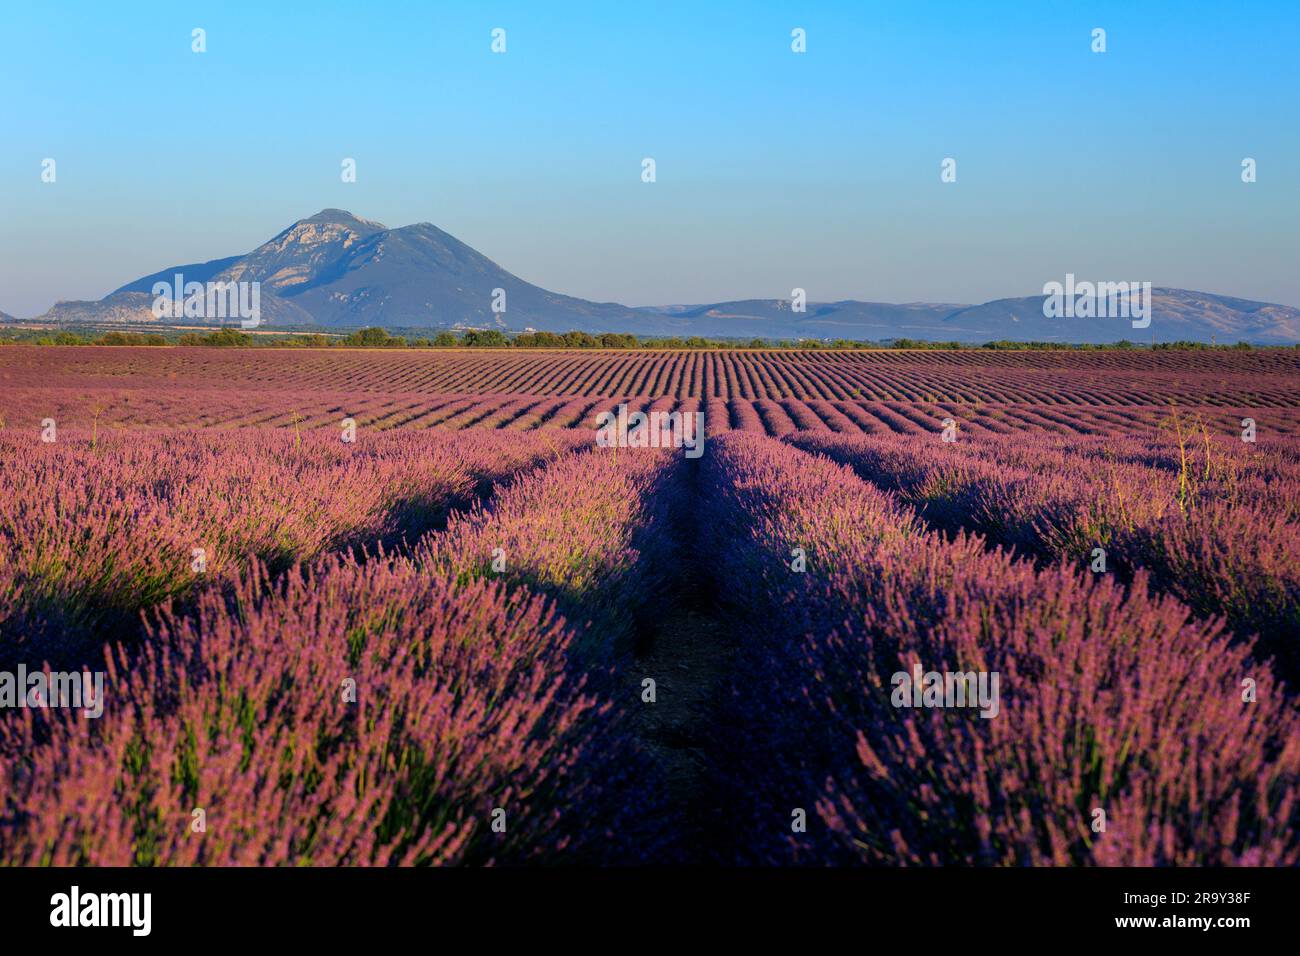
(39, 209, 651, 334)
(660, 290, 1300, 344)
(637, 300, 966, 340)
(927, 289, 1300, 344)
(17, 209, 1300, 343)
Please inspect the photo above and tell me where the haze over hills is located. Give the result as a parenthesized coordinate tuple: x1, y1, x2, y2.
(10, 209, 1300, 344)
(666, 290, 1300, 344)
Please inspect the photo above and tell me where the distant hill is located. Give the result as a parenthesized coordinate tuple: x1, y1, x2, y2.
(39, 209, 651, 333)
(16, 209, 1300, 344)
(928, 289, 1300, 345)
(638, 300, 966, 340)
(661, 290, 1300, 344)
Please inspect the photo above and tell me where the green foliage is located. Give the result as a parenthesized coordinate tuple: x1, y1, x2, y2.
(891, 338, 965, 350)
(289, 333, 333, 348)
(461, 329, 508, 348)
(343, 327, 395, 347)
(191, 328, 253, 347)
(979, 340, 1072, 351)
(95, 331, 169, 346)
(1, 323, 1287, 352)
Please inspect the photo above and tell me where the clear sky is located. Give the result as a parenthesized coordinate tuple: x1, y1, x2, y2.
(1, 0, 1297, 317)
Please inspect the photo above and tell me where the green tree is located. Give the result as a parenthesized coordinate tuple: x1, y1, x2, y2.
(463, 329, 507, 348)
(344, 327, 391, 347)
(204, 327, 253, 347)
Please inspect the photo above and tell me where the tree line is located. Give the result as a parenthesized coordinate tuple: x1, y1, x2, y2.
(0, 326, 1273, 351)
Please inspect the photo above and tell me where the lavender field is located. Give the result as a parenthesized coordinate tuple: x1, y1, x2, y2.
(1, 347, 1298, 866)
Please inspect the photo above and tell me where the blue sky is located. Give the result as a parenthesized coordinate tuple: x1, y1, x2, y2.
(1, 0, 1297, 316)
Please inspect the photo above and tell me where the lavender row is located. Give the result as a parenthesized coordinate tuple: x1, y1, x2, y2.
(0, 427, 588, 668)
(789, 430, 1300, 685)
(0, 443, 677, 865)
(701, 432, 1300, 865)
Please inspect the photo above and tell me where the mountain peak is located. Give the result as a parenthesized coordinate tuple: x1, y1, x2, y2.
(301, 208, 387, 230)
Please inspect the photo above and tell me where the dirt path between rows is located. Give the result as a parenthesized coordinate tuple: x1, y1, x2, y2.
(628, 456, 735, 863)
